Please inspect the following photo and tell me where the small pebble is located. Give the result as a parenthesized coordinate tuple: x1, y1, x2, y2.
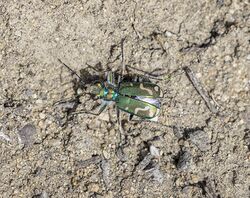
(99, 112, 109, 121)
(32, 94, 38, 99)
(184, 141, 190, 147)
(224, 55, 232, 62)
(175, 178, 184, 186)
(177, 151, 192, 170)
(18, 124, 36, 146)
(15, 30, 22, 37)
(103, 150, 110, 159)
(239, 106, 245, 112)
(36, 99, 43, 104)
(191, 174, 199, 183)
(152, 168, 164, 183)
(0, 132, 11, 142)
(88, 183, 99, 192)
(39, 113, 46, 119)
(149, 145, 160, 157)
(165, 31, 173, 37)
(109, 129, 116, 136)
(189, 130, 210, 151)
(77, 88, 83, 95)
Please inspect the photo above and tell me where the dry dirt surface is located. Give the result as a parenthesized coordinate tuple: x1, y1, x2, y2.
(0, 0, 249, 197)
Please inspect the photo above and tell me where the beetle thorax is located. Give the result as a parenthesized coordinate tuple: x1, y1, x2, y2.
(101, 87, 118, 101)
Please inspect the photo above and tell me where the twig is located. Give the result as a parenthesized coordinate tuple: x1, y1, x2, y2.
(135, 153, 153, 173)
(0, 131, 11, 142)
(183, 66, 219, 114)
(75, 155, 102, 168)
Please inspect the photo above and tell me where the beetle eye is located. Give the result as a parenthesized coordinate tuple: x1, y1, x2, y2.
(90, 83, 102, 95)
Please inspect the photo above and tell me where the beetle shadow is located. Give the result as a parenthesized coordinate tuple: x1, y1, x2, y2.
(76, 65, 153, 91)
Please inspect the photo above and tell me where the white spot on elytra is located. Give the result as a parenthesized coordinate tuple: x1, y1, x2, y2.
(156, 108, 160, 115)
(134, 106, 154, 117)
(140, 83, 153, 95)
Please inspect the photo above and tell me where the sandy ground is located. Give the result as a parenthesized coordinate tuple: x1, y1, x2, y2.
(0, 0, 249, 197)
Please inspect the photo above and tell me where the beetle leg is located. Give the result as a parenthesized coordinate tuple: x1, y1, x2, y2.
(126, 65, 166, 77)
(116, 38, 126, 87)
(138, 76, 143, 82)
(128, 65, 184, 81)
(115, 38, 126, 146)
(133, 76, 138, 82)
(128, 114, 134, 121)
(71, 100, 110, 116)
(96, 100, 109, 114)
(107, 71, 116, 86)
(116, 107, 124, 146)
(53, 97, 77, 106)
(121, 38, 126, 79)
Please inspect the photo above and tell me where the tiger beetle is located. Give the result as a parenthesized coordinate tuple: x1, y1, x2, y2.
(58, 59, 163, 122)
(91, 74, 163, 120)
(58, 40, 165, 122)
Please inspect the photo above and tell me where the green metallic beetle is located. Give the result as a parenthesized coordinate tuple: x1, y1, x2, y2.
(90, 72, 163, 120)
(58, 59, 163, 120)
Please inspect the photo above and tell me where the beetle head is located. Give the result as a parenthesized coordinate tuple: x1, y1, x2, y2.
(90, 82, 105, 97)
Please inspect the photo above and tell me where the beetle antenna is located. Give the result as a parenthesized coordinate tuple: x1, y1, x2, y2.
(121, 37, 126, 78)
(58, 59, 85, 83)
